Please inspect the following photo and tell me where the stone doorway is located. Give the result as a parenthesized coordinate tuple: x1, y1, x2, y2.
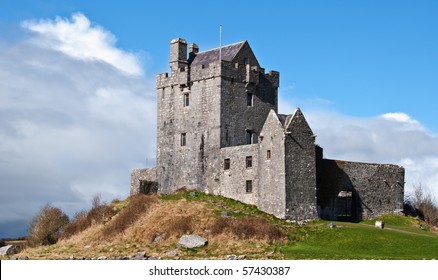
(336, 190, 353, 221)
(139, 180, 158, 194)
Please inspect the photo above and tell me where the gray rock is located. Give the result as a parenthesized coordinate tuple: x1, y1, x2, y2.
(227, 254, 238, 260)
(328, 223, 337, 228)
(12, 256, 28, 260)
(221, 211, 230, 217)
(0, 245, 19, 256)
(97, 256, 107, 260)
(165, 249, 181, 257)
(154, 233, 166, 244)
(178, 235, 208, 248)
(147, 256, 161, 260)
(131, 251, 147, 260)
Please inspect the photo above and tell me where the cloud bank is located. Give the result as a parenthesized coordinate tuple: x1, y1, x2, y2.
(0, 13, 155, 237)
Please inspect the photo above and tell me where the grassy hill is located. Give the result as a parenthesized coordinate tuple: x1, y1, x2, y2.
(10, 191, 438, 260)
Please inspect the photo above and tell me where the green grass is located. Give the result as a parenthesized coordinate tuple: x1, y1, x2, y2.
(159, 190, 277, 218)
(162, 191, 438, 259)
(281, 219, 438, 259)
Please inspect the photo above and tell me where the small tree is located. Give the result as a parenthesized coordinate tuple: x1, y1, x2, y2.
(27, 204, 69, 247)
(410, 184, 438, 226)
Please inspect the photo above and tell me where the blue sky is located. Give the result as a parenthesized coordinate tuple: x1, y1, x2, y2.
(0, 0, 437, 237)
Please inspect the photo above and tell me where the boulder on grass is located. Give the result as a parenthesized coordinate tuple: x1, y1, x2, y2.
(178, 235, 208, 249)
(0, 245, 19, 256)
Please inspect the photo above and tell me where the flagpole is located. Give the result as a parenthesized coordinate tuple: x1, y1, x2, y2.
(219, 25, 222, 62)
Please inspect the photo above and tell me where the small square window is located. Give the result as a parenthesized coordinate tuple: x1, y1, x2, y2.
(181, 133, 186, 146)
(267, 150, 271, 159)
(183, 93, 189, 107)
(224, 158, 230, 170)
(246, 156, 253, 168)
(246, 180, 253, 193)
(243, 57, 249, 65)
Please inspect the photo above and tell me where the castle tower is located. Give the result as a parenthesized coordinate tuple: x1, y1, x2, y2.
(156, 38, 279, 194)
(169, 38, 188, 73)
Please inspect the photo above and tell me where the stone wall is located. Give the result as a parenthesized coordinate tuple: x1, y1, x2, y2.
(257, 111, 287, 218)
(220, 46, 279, 149)
(220, 144, 259, 205)
(316, 147, 405, 220)
(130, 168, 157, 195)
(156, 60, 222, 194)
(284, 109, 318, 220)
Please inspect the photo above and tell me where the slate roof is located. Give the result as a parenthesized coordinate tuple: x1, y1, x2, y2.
(191, 41, 246, 66)
(277, 113, 294, 128)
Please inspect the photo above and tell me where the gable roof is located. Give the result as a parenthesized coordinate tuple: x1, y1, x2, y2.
(191, 41, 246, 66)
(277, 114, 293, 127)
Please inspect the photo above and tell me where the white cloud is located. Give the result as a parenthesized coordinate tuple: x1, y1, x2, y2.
(380, 112, 420, 125)
(0, 15, 155, 237)
(21, 13, 143, 75)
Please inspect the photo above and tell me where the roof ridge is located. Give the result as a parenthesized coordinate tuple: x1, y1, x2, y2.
(196, 41, 246, 54)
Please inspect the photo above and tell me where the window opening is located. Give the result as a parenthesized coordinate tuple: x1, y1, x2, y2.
(183, 93, 189, 107)
(181, 133, 186, 146)
(246, 156, 253, 168)
(246, 130, 253, 144)
(246, 92, 253, 106)
(246, 180, 253, 193)
(224, 158, 230, 170)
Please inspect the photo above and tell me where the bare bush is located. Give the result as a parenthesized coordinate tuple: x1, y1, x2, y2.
(91, 194, 102, 209)
(27, 204, 69, 247)
(408, 184, 438, 226)
(60, 200, 116, 240)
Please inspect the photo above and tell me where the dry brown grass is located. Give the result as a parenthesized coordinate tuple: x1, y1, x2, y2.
(60, 205, 116, 240)
(118, 198, 211, 245)
(16, 194, 287, 259)
(100, 194, 157, 239)
(210, 216, 286, 243)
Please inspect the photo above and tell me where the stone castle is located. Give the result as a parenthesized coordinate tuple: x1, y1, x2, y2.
(131, 38, 405, 221)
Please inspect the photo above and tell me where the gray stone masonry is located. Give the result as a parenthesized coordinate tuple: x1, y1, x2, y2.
(316, 146, 404, 221)
(130, 168, 157, 195)
(130, 37, 405, 222)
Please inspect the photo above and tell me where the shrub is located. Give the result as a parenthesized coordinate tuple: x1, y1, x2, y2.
(60, 204, 116, 240)
(27, 204, 69, 247)
(407, 184, 438, 226)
